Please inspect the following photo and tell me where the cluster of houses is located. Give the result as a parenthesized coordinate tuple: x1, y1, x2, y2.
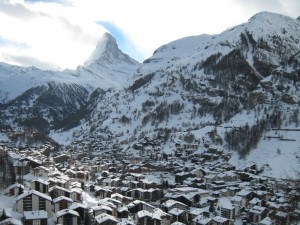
(0, 135, 299, 225)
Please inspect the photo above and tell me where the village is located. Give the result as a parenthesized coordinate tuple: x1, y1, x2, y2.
(0, 129, 299, 225)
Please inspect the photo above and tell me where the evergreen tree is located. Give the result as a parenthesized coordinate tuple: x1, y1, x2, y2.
(0, 209, 9, 221)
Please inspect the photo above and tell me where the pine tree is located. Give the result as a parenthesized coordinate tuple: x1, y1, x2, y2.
(0, 209, 9, 221)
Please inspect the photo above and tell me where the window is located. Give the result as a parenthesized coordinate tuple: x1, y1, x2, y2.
(23, 195, 32, 211)
(39, 197, 46, 210)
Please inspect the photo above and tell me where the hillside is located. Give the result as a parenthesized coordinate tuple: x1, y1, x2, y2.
(0, 12, 300, 179)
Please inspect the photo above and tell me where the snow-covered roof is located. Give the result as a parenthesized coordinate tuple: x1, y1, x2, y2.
(93, 205, 113, 212)
(171, 222, 185, 225)
(249, 206, 266, 214)
(162, 199, 187, 208)
(95, 213, 118, 224)
(249, 197, 261, 205)
(56, 209, 79, 217)
(137, 210, 152, 218)
(32, 179, 49, 185)
(53, 196, 73, 203)
(6, 183, 24, 190)
(213, 216, 228, 223)
(24, 210, 47, 220)
(168, 208, 185, 216)
(48, 185, 70, 193)
(17, 190, 52, 202)
(189, 208, 206, 216)
(0, 218, 22, 225)
(69, 202, 88, 210)
(259, 217, 274, 225)
(193, 215, 212, 225)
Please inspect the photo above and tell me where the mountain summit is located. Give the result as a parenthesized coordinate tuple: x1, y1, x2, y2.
(84, 32, 139, 67)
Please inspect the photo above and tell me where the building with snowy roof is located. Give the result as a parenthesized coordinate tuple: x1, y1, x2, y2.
(16, 190, 52, 216)
(56, 209, 80, 225)
(23, 210, 47, 225)
(94, 213, 118, 225)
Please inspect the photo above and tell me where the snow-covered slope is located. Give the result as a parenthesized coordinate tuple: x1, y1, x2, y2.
(0, 12, 299, 179)
(0, 32, 140, 103)
(0, 32, 140, 131)
(65, 12, 300, 178)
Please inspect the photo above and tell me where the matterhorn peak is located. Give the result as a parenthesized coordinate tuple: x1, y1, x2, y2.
(84, 32, 139, 67)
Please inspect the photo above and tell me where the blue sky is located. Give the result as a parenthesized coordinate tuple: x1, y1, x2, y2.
(97, 21, 144, 61)
(0, 0, 299, 69)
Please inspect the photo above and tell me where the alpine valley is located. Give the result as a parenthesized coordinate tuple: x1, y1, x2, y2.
(0, 12, 300, 179)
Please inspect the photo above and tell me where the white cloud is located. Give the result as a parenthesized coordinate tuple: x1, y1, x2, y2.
(0, 0, 298, 70)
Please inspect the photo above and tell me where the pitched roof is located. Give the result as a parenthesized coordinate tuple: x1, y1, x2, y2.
(53, 196, 73, 203)
(16, 190, 52, 202)
(56, 209, 79, 217)
(95, 213, 118, 224)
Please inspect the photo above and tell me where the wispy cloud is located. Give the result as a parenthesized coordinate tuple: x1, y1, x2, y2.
(0, 0, 48, 19)
(2, 53, 57, 69)
(0, 0, 299, 70)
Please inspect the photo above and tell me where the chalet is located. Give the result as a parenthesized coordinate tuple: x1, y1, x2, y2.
(69, 202, 89, 221)
(70, 188, 82, 202)
(193, 215, 212, 225)
(76, 170, 89, 181)
(95, 187, 113, 198)
(64, 169, 76, 179)
(53, 154, 70, 164)
(137, 209, 171, 225)
(249, 198, 262, 208)
(117, 207, 128, 218)
(259, 217, 276, 225)
(129, 188, 163, 202)
(168, 208, 187, 223)
(189, 208, 209, 221)
(93, 205, 113, 217)
(47, 177, 70, 189)
(48, 185, 71, 199)
(53, 196, 73, 213)
(275, 211, 289, 225)
(33, 166, 49, 177)
(23, 210, 47, 225)
(175, 172, 196, 184)
(5, 183, 24, 197)
(128, 200, 156, 214)
(111, 193, 124, 202)
(236, 190, 255, 208)
(220, 204, 235, 220)
(161, 200, 188, 213)
(165, 187, 208, 207)
(30, 179, 49, 194)
(248, 206, 267, 224)
(137, 210, 152, 225)
(56, 209, 80, 225)
(191, 168, 210, 178)
(24, 157, 42, 171)
(212, 216, 230, 225)
(139, 179, 157, 189)
(105, 198, 123, 209)
(16, 190, 52, 216)
(230, 195, 243, 217)
(94, 213, 118, 225)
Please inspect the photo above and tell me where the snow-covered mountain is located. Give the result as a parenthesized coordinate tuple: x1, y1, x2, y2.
(0, 12, 299, 178)
(0, 32, 140, 131)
